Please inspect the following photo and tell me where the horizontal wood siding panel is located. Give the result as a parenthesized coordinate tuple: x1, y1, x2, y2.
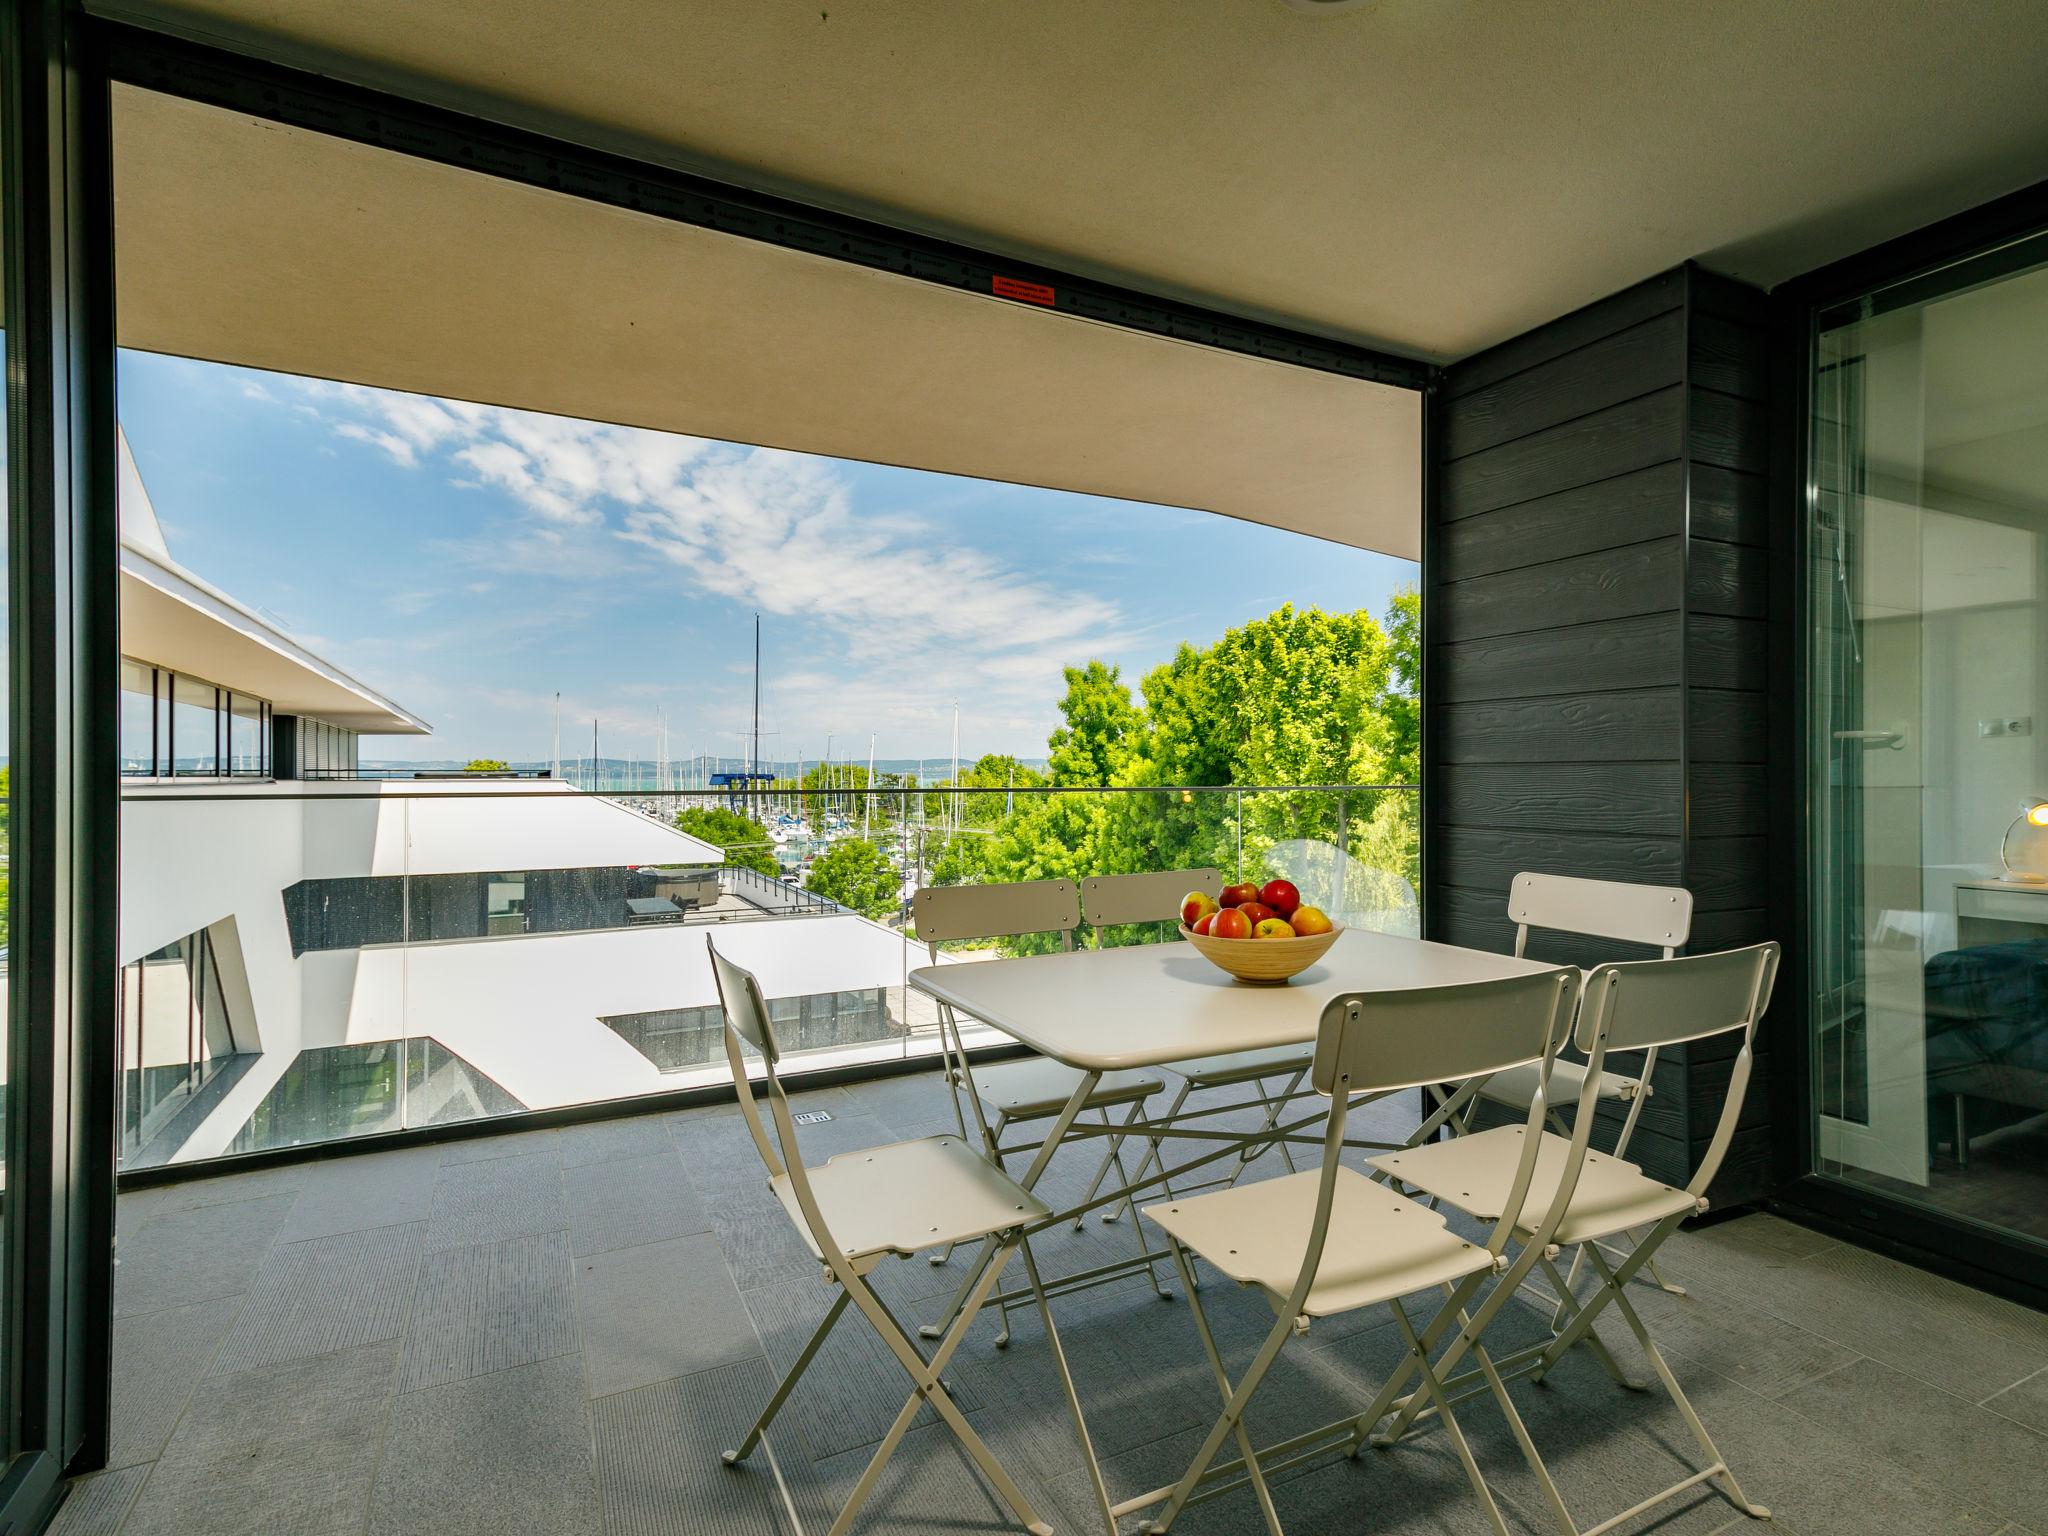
(1443, 269, 1685, 401)
(1433, 614, 1683, 703)
(1439, 826, 1683, 893)
(1442, 308, 1685, 461)
(1436, 463, 1681, 583)
(1688, 765, 1768, 836)
(1691, 464, 1769, 546)
(1688, 615, 1767, 691)
(1688, 836, 1768, 911)
(1689, 311, 1771, 401)
(1436, 539, 1681, 644)
(1436, 762, 1684, 837)
(1688, 540, 1768, 619)
(1441, 387, 1684, 520)
(1688, 907, 1773, 952)
(1438, 689, 1680, 764)
(1689, 386, 1770, 475)
(1691, 689, 1768, 762)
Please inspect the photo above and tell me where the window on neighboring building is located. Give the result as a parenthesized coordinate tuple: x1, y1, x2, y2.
(119, 929, 242, 1163)
(119, 659, 270, 778)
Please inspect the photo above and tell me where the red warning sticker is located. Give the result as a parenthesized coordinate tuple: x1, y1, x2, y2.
(991, 275, 1057, 307)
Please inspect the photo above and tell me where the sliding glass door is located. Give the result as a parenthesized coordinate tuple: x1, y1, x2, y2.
(1808, 232, 2048, 1255)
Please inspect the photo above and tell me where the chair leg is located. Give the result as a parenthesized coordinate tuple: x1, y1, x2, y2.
(1165, 1240, 1284, 1535)
(1226, 1070, 1309, 1187)
(1537, 1254, 1640, 1390)
(1583, 1244, 1770, 1520)
(1019, 1234, 1117, 1536)
(836, 1240, 1055, 1536)
(1125, 1079, 1193, 1205)
(724, 1287, 852, 1465)
(1384, 1297, 1512, 1536)
(1076, 1107, 1129, 1227)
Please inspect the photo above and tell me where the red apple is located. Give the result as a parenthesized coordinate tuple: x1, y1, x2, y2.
(1192, 912, 1215, 936)
(1182, 890, 1219, 927)
(1209, 908, 1252, 940)
(1220, 882, 1258, 909)
(1258, 879, 1302, 917)
(1253, 917, 1297, 940)
(1236, 901, 1276, 928)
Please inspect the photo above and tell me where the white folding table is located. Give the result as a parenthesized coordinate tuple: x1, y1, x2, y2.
(909, 929, 1558, 1530)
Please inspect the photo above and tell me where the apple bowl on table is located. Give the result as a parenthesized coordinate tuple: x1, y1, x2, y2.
(1178, 877, 1342, 984)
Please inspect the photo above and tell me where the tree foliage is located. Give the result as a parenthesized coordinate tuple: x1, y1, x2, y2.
(673, 805, 779, 878)
(806, 837, 901, 920)
(464, 758, 510, 772)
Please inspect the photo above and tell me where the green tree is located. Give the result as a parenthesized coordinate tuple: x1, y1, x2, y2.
(1046, 662, 1142, 787)
(806, 838, 900, 920)
(673, 805, 779, 878)
(464, 758, 510, 772)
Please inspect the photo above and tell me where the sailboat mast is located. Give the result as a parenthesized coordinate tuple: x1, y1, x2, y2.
(864, 732, 875, 841)
(550, 692, 560, 781)
(592, 719, 599, 793)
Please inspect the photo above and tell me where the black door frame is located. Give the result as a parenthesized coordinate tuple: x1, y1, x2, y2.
(2, 0, 121, 1527)
(1769, 174, 2048, 1313)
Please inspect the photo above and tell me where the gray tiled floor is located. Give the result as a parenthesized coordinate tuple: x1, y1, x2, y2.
(64, 1073, 2048, 1536)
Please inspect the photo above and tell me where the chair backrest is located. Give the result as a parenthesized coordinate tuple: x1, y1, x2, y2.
(1279, 966, 1580, 1314)
(705, 936, 862, 1284)
(1080, 868, 1220, 929)
(1574, 942, 1780, 1200)
(1312, 967, 1581, 1099)
(1508, 872, 1692, 958)
(913, 878, 1079, 956)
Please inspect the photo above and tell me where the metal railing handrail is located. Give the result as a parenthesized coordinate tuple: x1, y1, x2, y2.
(121, 781, 1419, 804)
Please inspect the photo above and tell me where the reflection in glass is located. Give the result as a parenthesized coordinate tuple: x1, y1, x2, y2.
(119, 931, 242, 1163)
(171, 672, 218, 775)
(1809, 239, 2048, 1251)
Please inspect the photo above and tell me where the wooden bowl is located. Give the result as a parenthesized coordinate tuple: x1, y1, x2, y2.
(1178, 921, 1342, 985)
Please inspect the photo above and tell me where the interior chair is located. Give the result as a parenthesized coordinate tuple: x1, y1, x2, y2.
(915, 878, 1172, 1340)
(1132, 964, 1583, 1536)
(1369, 942, 1782, 1536)
(1081, 868, 1324, 1215)
(1443, 871, 1694, 1296)
(707, 937, 1098, 1536)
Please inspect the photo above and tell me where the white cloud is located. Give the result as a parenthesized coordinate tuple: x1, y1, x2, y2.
(262, 376, 1145, 752)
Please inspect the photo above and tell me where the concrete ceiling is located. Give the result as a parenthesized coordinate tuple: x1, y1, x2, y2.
(92, 0, 2048, 362)
(112, 88, 1420, 557)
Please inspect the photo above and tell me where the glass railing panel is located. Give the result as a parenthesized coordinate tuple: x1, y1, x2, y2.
(116, 780, 1415, 1168)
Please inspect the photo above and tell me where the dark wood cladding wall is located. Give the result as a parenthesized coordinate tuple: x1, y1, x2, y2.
(1427, 264, 1776, 1206)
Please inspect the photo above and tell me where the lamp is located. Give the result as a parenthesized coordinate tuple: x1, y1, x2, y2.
(1998, 799, 2048, 883)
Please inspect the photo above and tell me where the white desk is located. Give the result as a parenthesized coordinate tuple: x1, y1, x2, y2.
(909, 927, 1556, 1073)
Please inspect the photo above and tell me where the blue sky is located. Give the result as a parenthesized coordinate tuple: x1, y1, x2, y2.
(117, 350, 1416, 765)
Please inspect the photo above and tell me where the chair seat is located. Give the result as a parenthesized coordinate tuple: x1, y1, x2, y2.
(1477, 1057, 1642, 1111)
(957, 1055, 1164, 1119)
(772, 1135, 1050, 1273)
(1171, 1042, 1317, 1088)
(1372, 1126, 1702, 1248)
(1143, 1167, 1498, 1317)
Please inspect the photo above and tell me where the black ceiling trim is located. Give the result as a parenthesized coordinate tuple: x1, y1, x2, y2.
(98, 17, 1435, 392)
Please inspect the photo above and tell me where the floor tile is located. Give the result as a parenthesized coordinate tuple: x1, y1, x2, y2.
(423, 1153, 567, 1251)
(113, 1191, 296, 1317)
(402, 1230, 578, 1392)
(564, 1149, 709, 1257)
(365, 1356, 596, 1536)
(209, 1222, 424, 1375)
(108, 1294, 242, 1468)
(1776, 1356, 2048, 1530)
(122, 1340, 398, 1536)
(591, 1357, 799, 1535)
(1982, 1366, 2048, 1434)
(554, 1113, 675, 1169)
(439, 1128, 560, 1167)
(578, 1233, 764, 1397)
(46, 1466, 150, 1536)
(149, 1163, 308, 1218)
(275, 1146, 443, 1244)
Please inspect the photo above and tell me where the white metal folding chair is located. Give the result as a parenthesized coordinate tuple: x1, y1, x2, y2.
(1369, 942, 1782, 1536)
(917, 879, 1172, 1338)
(707, 937, 1100, 1536)
(1130, 964, 1582, 1536)
(1080, 869, 1324, 1213)
(1443, 872, 1693, 1297)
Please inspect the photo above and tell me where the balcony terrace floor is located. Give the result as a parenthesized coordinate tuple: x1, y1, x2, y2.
(69, 1073, 2048, 1536)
